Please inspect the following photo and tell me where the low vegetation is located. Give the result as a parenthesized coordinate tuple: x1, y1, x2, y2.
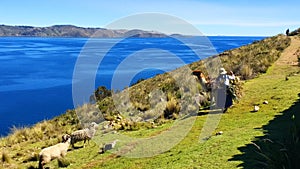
(190, 34, 291, 79)
(0, 110, 79, 168)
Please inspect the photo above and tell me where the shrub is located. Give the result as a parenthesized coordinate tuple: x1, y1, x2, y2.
(94, 86, 112, 101)
(161, 79, 177, 92)
(133, 102, 150, 112)
(240, 64, 253, 80)
(97, 97, 119, 120)
(7, 126, 32, 144)
(1, 151, 11, 164)
(164, 97, 180, 119)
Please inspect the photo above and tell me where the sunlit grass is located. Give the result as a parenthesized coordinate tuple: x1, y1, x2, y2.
(0, 33, 299, 169)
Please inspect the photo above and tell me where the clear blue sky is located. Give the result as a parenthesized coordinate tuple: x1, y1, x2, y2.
(0, 0, 299, 36)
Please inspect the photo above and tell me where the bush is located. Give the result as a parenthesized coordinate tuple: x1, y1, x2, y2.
(94, 86, 112, 101)
(240, 64, 253, 79)
(164, 97, 180, 119)
(1, 151, 11, 164)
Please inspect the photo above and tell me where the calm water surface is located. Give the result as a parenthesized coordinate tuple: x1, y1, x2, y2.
(0, 36, 265, 135)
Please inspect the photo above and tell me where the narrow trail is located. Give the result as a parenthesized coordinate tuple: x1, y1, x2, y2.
(275, 36, 300, 66)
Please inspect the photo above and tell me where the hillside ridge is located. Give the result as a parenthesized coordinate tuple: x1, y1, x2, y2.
(0, 24, 167, 38)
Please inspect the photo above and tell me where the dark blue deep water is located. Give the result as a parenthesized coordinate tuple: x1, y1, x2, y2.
(0, 36, 265, 135)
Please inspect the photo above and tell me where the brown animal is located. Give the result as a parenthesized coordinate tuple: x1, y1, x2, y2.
(192, 70, 212, 91)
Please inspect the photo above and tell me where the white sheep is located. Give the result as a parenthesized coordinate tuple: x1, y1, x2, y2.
(70, 122, 99, 148)
(99, 139, 118, 154)
(39, 134, 71, 169)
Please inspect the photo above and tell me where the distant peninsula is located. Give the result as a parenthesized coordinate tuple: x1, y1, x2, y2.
(0, 24, 170, 38)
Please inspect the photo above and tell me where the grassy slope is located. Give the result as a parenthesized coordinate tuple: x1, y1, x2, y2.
(1, 35, 299, 169)
(79, 37, 300, 169)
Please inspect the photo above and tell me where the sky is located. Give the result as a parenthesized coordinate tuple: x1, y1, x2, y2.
(0, 0, 299, 36)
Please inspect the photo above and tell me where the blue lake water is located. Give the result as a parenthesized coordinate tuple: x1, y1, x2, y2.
(0, 36, 265, 136)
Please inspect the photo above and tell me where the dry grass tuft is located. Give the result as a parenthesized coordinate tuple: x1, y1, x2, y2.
(164, 97, 181, 119)
(1, 151, 11, 164)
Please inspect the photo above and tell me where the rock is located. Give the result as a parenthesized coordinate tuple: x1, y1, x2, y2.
(253, 105, 260, 112)
(263, 100, 268, 104)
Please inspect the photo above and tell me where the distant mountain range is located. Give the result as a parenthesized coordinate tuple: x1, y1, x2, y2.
(0, 24, 170, 38)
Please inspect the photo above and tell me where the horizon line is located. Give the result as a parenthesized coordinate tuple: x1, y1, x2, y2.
(0, 23, 273, 37)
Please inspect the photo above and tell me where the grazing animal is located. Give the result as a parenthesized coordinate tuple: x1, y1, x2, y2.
(39, 134, 71, 169)
(99, 140, 118, 154)
(216, 131, 223, 135)
(192, 70, 211, 91)
(70, 122, 99, 148)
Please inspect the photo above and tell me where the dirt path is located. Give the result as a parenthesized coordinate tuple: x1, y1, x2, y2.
(275, 36, 300, 66)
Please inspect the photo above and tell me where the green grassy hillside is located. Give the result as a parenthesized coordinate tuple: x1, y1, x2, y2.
(1, 32, 299, 169)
